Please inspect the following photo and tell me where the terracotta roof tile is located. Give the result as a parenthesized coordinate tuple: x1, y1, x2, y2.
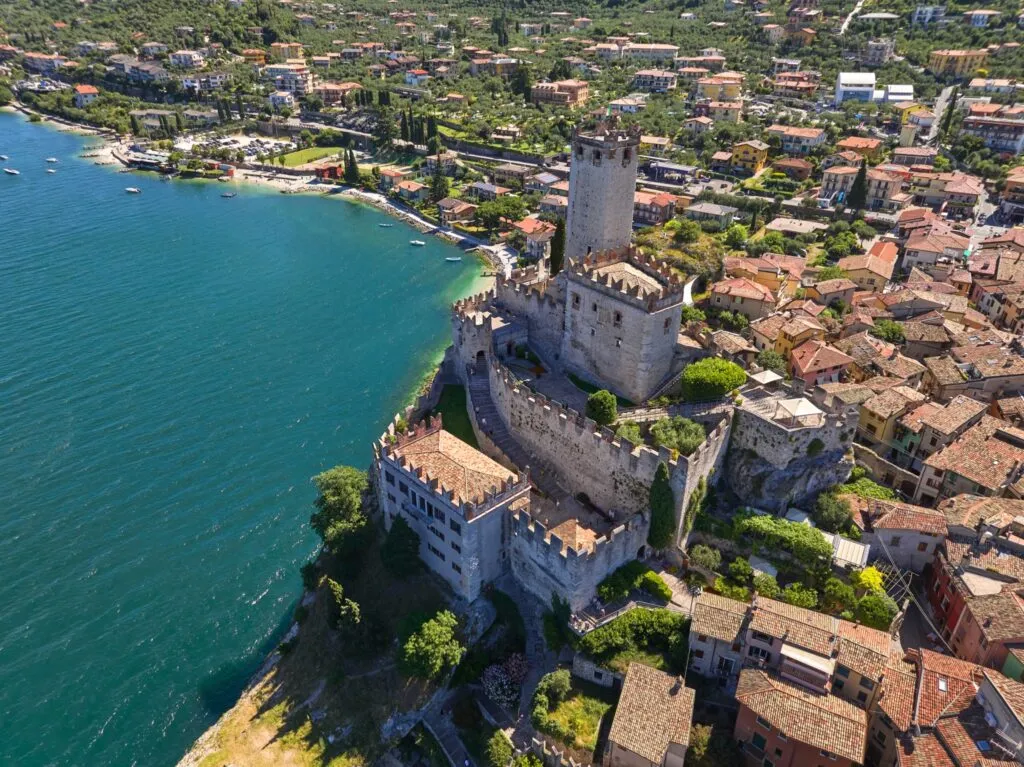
(691, 591, 748, 643)
(607, 663, 695, 764)
(749, 595, 838, 656)
(736, 669, 867, 762)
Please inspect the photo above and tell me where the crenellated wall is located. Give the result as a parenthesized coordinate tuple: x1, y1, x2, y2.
(488, 359, 732, 547)
(493, 274, 565, 359)
(510, 510, 649, 611)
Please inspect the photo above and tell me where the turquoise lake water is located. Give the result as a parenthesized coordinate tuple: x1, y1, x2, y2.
(0, 111, 482, 766)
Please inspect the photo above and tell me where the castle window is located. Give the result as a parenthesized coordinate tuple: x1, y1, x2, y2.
(385, 471, 395, 486)
(572, 293, 580, 309)
(613, 311, 622, 327)
(399, 481, 408, 495)
(622, 148, 631, 166)
(576, 144, 583, 158)
(452, 562, 462, 574)
(449, 519, 462, 535)
(430, 526, 445, 542)
(427, 543, 445, 561)
(387, 493, 396, 504)
(664, 317, 671, 334)
(451, 541, 461, 554)
(592, 149, 601, 165)
(616, 338, 622, 347)
(592, 302, 597, 312)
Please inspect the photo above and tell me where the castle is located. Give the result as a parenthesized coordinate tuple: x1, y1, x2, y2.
(373, 125, 855, 610)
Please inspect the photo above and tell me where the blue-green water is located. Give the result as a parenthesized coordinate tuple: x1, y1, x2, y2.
(0, 111, 481, 767)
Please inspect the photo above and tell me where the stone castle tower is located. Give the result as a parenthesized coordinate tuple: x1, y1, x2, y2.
(564, 124, 641, 264)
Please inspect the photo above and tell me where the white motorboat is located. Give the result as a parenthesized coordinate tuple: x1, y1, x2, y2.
(46, 157, 58, 163)
(445, 256, 462, 262)
(0, 155, 8, 161)
(125, 187, 141, 194)
(410, 240, 426, 246)
(378, 223, 394, 228)
(4, 168, 20, 175)
(46, 169, 57, 174)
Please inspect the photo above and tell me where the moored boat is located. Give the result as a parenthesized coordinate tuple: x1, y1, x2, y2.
(4, 168, 20, 176)
(445, 256, 462, 262)
(125, 187, 141, 194)
(410, 240, 426, 246)
(378, 223, 394, 228)
(46, 158, 58, 163)
(46, 169, 56, 174)
(221, 192, 237, 198)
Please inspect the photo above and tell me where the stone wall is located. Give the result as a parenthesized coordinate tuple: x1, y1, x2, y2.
(489, 359, 732, 544)
(510, 510, 649, 611)
(571, 655, 622, 688)
(494, 276, 565, 362)
(725, 406, 855, 511)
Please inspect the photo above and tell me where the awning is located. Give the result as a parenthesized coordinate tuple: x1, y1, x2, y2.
(780, 643, 836, 675)
(775, 398, 823, 419)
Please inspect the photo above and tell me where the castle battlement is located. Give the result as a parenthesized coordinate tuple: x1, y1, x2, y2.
(572, 122, 642, 149)
(511, 509, 645, 562)
(452, 289, 498, 324)
(375, 412, 531, 519)
(490, 357, 731, 482)
(495, 272, 561, 311)
(566, 248, 685, 312)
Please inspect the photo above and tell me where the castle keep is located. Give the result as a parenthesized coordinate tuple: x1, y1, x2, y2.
(374, 124, 854, 611)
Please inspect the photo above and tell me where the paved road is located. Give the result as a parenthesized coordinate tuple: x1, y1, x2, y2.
(839, 0, 866, 34)
(683, 276, 698, 306)
(927, 86, 955, 142)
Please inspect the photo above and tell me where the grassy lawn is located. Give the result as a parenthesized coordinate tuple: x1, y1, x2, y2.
(546, 681, 616, 752)
(431, 385, 479, 448)
(280, 146, 342, 167)
(606, 647, 671, 674)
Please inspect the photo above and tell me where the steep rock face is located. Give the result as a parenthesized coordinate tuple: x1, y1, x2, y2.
(725, 446, 854, 512)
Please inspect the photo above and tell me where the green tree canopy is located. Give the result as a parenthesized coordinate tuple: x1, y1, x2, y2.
(781, 582, 818, 609)
(650, 416, 705, 457)
(756, 349, 786, 374)
(615, 420, 642, 445)
(381, 516, 423, 577)
(814, 492, 852, 533)
(816, 265, 848, 281)
(550, 217, 565, 275)
(870, 319, 905, 344)
(476, 196, 528, 232)
(309, 466, 368, 553)
(648, 462, 676, 549)
(823, 577, 857, 614)
(401, 610, 464, 679)
(855, 592, 898, 630)
(688, 543, 721, 571)
(585, 390, 617, 426)
(724, 223, 749, 249)
(847, 162, 868, 210)
(486, 732, 513, 767)
(753, 573, 780, 598)
(681, 358, 746, 401)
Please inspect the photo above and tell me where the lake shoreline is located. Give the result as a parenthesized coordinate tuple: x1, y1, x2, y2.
(4, 102, 512, 278)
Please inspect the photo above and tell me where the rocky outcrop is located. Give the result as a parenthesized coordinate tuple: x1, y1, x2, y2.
(725, 446, 854, 512)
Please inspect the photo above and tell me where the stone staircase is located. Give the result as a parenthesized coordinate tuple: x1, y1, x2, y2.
(466, 368, 565, 498)
(423, 701, 475, 767)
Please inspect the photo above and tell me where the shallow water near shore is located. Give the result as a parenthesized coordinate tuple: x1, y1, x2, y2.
(0, 111, 482, 767)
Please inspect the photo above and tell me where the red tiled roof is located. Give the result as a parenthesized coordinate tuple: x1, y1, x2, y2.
(791, 340, 855, 375)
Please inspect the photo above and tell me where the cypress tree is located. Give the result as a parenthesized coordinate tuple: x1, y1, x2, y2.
(647, 463, 676, 549)
(847, 161, 867, 210)
(549, 217, 566, 275)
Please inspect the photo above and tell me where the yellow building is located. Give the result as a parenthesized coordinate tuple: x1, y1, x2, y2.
(775, 315, 825, 358)
(730, 140, 769, 174)
(705, 100, 743, 123)
(927, 49, 989, 78)
(696, 75, 743, 100)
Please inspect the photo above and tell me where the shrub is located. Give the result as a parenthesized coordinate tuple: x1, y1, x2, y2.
(486, 731, 513, 767)
(680, 304, 706, 323)
(714, 577, 751, 602)
(681, 358, 747, 401)
(781, 583, 818, 609)
(736, 515, 833, 566)
(855, 592, 899, 630)
(578, 608, 688, 673)
(650, 416, 706, 457)
(823, 577, 856, 614)
(535, 669, 572, 706)
(837, 477, 896, 501)
(542, 595, 573, 652)
(871, 319, 905, 344)
(585, 390, 617, 426)
(688, 544, 721, 572)
(728, 557, 754, 584)
(756, 349, 786, 375)
(753, 573, 780, 598)
(851, 566, 885, 594)
(598, 561, 649, 603)
(724, 223, 748, 249)
(640, 571, 673, 601)
(814, 492, 852, 533)
(615, 420, 643, 445)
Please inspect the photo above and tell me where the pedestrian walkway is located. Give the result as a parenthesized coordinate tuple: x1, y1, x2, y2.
(423, 693, 475, 767)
